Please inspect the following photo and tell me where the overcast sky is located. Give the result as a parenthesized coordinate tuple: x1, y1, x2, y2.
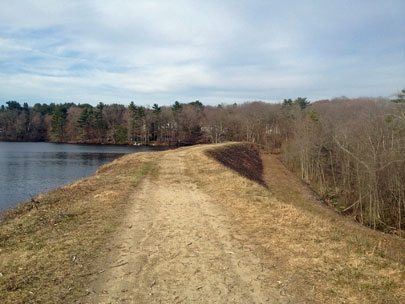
(0, 0, 404, 106)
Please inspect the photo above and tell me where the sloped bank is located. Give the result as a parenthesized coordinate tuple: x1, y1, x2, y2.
(189, 143, 405, 303)
(0, 152, 158, 303)
(206, 143, 266, 187)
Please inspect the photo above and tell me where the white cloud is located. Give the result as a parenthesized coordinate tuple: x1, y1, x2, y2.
(0, 0, 404, 105)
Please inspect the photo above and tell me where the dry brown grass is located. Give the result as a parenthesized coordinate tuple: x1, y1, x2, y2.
(0, 152, 159, 303)
(184, 143, 405, 303)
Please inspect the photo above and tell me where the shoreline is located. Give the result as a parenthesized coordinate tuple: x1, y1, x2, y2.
(0, 165, 108, 219)
(0, 151, 159, 302)
(0, 143, 169, 215)
(0, 139, 171, 147)
(0, 139, 191, 148)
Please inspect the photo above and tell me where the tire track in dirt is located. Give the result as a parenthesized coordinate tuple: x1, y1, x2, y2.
(86, 149, 289, 303)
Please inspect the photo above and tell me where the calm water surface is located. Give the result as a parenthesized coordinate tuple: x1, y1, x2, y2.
(0, 142, 155, 211)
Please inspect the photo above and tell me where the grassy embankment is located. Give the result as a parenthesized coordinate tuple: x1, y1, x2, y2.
(0, 142, 404, 303)
(188, 143, 405, 303)
(0, 152, 158, 303)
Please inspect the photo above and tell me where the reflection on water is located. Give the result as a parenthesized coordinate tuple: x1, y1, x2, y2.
(0, 142, 154, 211)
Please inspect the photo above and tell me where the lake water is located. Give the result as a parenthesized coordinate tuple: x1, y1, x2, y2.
(0, 142, 155, 211)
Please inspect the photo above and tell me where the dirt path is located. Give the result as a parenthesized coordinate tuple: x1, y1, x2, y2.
(84, 144, 404, 304)
(86, 149, 289, 303)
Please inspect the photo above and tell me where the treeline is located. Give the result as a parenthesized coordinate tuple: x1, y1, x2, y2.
(0, 96, 404, 233)
(0, 100, 207, 145)
(0, 98, 309, 145)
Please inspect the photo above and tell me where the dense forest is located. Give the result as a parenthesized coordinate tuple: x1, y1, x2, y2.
(1, 94, 404, 233)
